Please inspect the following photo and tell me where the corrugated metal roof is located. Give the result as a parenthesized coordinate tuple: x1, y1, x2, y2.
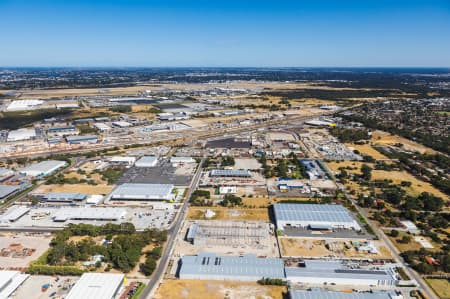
(180, 253, 285, 279)
(289, 289, 396, 299)
(65, 273, 124, 299)
(273, 204, 354, 223)
(110, 183, 173, 200)
(0, 185, 20, 199)
(210, 169, 252, 177)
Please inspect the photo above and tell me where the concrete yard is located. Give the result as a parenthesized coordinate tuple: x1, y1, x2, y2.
(173, 220, 280, 257)
(0, 232, 52, 269)
(12, 275, 78, 299)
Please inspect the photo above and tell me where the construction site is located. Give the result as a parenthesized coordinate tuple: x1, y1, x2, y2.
(174, 220, 279, 257)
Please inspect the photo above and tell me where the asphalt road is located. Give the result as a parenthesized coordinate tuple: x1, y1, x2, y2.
(139, 158, 204, 299)
(329, 171, 437, 299)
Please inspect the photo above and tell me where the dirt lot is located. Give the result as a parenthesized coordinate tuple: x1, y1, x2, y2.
(345, 143, 388, 160)
(426, 279, 450, 299)
(187, 207, 270, 221)
(279, 238, 392, 259)
(371, 170, 447, 199)
(154, 280, 286, 299)
(371, 130, 436, 154)
(33, 184, 114, 195)
(0, 232, 52, 269)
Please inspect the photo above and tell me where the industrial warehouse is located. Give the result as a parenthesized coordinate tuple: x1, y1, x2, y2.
(285, 260, 398, 286)
(178, 253, 285, 281)
(288, 289, 403, 299)
(65, 273, 125, 299)
(107, 183, 174, 201)
(186, 220, 271, 247)
(0, 270, 30, 298)
(273, 203, 361, 231)
(19, 160, 68, 177)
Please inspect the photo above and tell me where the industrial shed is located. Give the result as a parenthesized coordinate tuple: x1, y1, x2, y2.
(108, 183, 174, 201)
(0, 270, 30, 299)
(65, 273, 124, 299)
(210, 169, 252, 178)
(289, 289, 403, 299)
(135, 156, 158, 167)
(273, 203, 361, 231)
(19, 160, 67, 177)
(52, 207, 127, 222)
(179, 253, 285, 281)
(41, 192, 87, 202)
(0, 185, 20, 202)
(285, 260, 398, 287)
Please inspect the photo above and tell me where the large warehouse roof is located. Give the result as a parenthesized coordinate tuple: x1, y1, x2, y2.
(0, 206, 30, 222)
(179, 253, 285, 280)
(109, 183, 173, 201)
(274, 203, 356, 224)
(0, 184, 20, 200)
(66, 273, 124, 299)
(53, 207, 126, 222)
(289, 289, 401, 299)
(135, 156, 158, 167)
(210, 169, 252, 177)
(42, 192, 87, 202)
(20, 160, 67, 177)
(285, 260, 396, 283)
(7, 128, 37, 142)
(0, 270, 30, 299)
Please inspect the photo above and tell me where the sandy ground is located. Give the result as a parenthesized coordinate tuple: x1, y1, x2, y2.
(279, 238, 392, 259)
(187, 207, 270, 221)
(154, 280, 286, 299)
(345, 143, 388, 160)
(371, 130, 436, 154)
(33, 184, 114, 195)
(0, 233, 52, 269)
(371, 170, 447, 199)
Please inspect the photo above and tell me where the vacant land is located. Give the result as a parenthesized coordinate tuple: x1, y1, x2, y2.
(371, 170, 447, 199)
(371, 130, 436, 154)
(187, 207, 270, 221)
(345, 143, 388, 160)
(426, 279, 450, 299)
(155, 280, 286, 299)
(33, 184, 114, 195)
(386, 231, 423, 253)
(326, 161, 374, 175)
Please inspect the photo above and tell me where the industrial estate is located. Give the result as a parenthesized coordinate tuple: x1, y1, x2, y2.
(0, 68, 448, 299)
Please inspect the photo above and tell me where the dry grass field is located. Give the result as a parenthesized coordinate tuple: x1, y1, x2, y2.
(326, 161, 374, 175)
(345, 143, 388, 160)
(154, 280, 286, 299)
(371, 170, 447, 199)
(186, 207, 270, 221)
(371, 130, 436, 154)
(33, 184, 114, 195)
(426, 279, 450, 299)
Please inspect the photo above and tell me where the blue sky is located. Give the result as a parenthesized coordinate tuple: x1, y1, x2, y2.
(0, 0, 449, 67)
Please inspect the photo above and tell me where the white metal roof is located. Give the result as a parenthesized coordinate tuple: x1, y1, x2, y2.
(53, 207, 127, 222)
(0, 206, 30, 222)
(110, 183, 173, 200)
(20, 160, 67, 176)
(7, 128, 37, 142)
(65, 273, 124, 299)
(0, 270, 30, 298)
(0, 184, 20, 199)
(135, 156, 158, 167)
(6, 99, 43, 111)
(274, 203, 355, 223)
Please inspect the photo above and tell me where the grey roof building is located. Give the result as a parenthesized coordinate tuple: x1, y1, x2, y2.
(289, 289, 402, 299)
(273, 203, 361, 231)
(179, 253, 285, 281)
(210, 169, 252, 177)
(41, 192, 87, 202)
(19, 160, 67, 177)
(108, 183, 174, 201)
(285, 260, 398, 287)
(0, 185, 20, 201)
